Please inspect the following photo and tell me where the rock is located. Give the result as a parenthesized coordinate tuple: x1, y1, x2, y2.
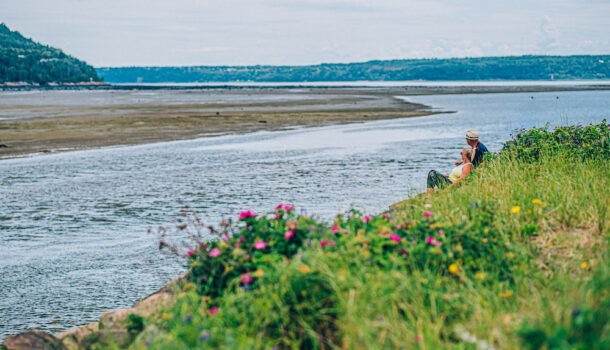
(0, 144, 8, 148)
(2, 329, 62, 350)
(55, 323, 98, 350)
(98, 307, 136, 348)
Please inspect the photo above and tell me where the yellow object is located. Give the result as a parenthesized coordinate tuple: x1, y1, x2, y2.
(581, 262, 588, 270)
(532, 199, 542, 205)
(448, 162, 472, 182)
(449, 264, 459, 274)
(511, 206, 521, 214)
(253, 269, 264, 278)
(298, 264, 310, 274)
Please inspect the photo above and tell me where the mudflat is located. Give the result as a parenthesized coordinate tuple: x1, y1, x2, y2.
(1, 85, 607, 158)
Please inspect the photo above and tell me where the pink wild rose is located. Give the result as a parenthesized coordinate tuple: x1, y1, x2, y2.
(241, 273, 253, 284)
(437, 229, 445, 237)
(320, 240, 328, 248)
(284, 230, 294, 240)
(254, 241, 267, 250)
(425, 236, 435, 245)
(209, 307, 219, 315)
(362, 215, 373, 223)
(187, 249, 194, 256)
(389, 234, 400, 243)
(331, 225, 339, 234)
(275, 203, 283, 211)
(209, 248, 221, 258)
(330, 241, 336, 247)
(239, 210, 256, 220)
(423, 211, 433, 217)
(433, 240, 442, 247)
(283, 205, 293, 212)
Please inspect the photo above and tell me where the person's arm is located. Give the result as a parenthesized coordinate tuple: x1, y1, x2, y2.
(445, 164, 473, 190)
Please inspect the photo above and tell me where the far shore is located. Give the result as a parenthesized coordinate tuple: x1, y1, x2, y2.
(1, 85, 609, 159)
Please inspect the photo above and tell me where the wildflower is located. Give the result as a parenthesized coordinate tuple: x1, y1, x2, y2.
(253, 269, 264, 278)
(475, 272, 487, 280)
(208, 248, 221, 258)
(499, 290, 513, 299)
(581, 262, 588, 270)
(331, 225, 339, 234)
(238, 210, 256, 219)
(161, 313, 171, 320)
(241, 273, 253, 284)
(362, 215, 373, 223)
(209, 307, 219, 315)
(286, 221, 298, 230)
(185, 312, 193, 324)
(426, 236, 435, 244)
(254, 241, 267, 250)
(275, 203, 283, 211)
(320, 240, 328, 247)
(511, 206, 521, 214)
(424, 204, 432, 208)
(433, 240, 442, 247)
(390, 234, 400, 243)
(301, 290, 308, 297)
(532, 199, 542, 205)
(437, 229, 445, 237)
(330, 241, 336, 247)
(415, 335, 423, 343)
(199, 331, 211, 342)
(284, 205, 293, 212)
(298, 264, 310, 274)
(449, 264, 459, 274)
(423, 211, 433, 217)
(284, 230, 294, 240)
(187, 249, 195, 256)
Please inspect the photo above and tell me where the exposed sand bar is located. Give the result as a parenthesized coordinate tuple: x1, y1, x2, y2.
(1, 85, 608, 159)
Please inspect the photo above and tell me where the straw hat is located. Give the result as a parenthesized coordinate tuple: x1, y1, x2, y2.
(465, 130, 480, 140)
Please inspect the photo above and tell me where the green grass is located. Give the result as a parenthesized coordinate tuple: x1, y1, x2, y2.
(90, 121, 609, 350)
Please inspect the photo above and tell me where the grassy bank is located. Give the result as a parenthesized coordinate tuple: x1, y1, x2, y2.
(54, 121, 610, 349)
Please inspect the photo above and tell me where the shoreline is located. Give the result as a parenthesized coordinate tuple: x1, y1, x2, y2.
(2, 85, 609, 160)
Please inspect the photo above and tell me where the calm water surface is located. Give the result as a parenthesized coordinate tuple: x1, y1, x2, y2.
(1, 89, 609, 339)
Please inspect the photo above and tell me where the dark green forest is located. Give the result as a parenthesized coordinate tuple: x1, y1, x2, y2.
(0, 23, 100, 84)
(97, 55, 610, 83)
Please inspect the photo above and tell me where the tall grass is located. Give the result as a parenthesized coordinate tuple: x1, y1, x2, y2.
(89, 122, 608, 349)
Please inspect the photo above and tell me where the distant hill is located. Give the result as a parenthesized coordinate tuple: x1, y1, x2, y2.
(0, 23, 100, 84)
(96, 55, 610, 83)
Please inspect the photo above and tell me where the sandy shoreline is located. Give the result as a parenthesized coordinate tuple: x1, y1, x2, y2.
(1, 85, 608, 159)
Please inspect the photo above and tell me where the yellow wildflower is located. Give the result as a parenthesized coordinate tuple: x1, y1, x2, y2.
(581, 262, 588, 270)
(298, 264, 310, 274)
(542, 203, 547, 208)
(224, 266, 234, 273)
(499, 290, 513, 299)
(161, 313, 171, 320)
(482, 238, 488, 243)
(449, 264, 459, 274)
(532, 199, 542, 205)
(527, 209, 532, 214)
(253, 269, 264, 278)
(301, 290, 308, 297)
(511, 206, 521, 214)
(475, 272, 487, 280)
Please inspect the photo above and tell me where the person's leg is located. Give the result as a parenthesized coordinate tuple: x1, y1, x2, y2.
(426, 170, 452, 193)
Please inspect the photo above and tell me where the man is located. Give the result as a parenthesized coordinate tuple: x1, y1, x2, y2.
(458, 130, 489, 168)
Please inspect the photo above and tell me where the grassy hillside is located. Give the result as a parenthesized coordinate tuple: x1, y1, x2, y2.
(96, 55, 610, 83)
(0, 23, 100, 84)
(48, 121, 609, 349)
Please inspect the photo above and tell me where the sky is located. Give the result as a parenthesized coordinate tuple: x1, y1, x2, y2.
(1, 0, 609, 67)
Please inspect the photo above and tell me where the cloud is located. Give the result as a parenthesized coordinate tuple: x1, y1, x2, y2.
(539, 16, 560, 50)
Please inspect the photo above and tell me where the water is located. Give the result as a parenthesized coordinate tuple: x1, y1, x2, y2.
(1, 89, 609, 340)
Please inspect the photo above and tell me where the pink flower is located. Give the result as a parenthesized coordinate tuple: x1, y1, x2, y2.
(209, 307, 219, 315)
(275, 203, 283, 211)
(241, 273, 253, 284)
(283, 205, 293, 212)
(320, 240, 328, 247)
(254, 241, 267, 250)
(423, 211, 433, 217)
(331, 225, 339, 234)
(426, 236, 435, 244)
(433, 240, 442, 247)
(239, 236, 247, 243)
(363, 215, 373, 223)
(330, 241, 336, 247)
(389, 234, 400, 243)
(437, 229, 445, 237)
(415, 335, 423, 343)
(239, 210, 256, 220)
(209, 248, 221, 258)
(394, 225, 402, 230)
(187, 249, 194, 256)
(223, 234, 230, 241)
(284, 230, 294, 240)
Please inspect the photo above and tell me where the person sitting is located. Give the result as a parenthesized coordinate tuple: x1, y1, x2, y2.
(461, 129, 489, 168)
(426, 148, 474, 196)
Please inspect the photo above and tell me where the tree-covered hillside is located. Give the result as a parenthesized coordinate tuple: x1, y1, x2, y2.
(97, 55, 610, 83)
(0, 23, 100, 84)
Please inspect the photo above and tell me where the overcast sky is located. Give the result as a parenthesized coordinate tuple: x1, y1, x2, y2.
(1, 0, 609, 67)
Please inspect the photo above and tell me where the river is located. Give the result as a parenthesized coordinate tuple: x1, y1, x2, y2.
(1, 89, 609, 339)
